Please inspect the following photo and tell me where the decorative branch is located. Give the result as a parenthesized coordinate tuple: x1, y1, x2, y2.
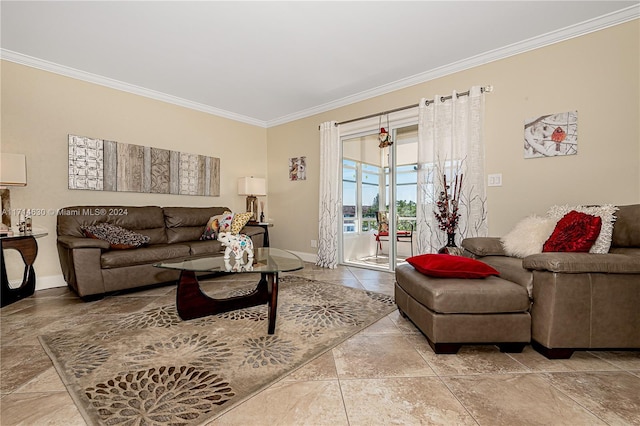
(434, 172, 463, 235)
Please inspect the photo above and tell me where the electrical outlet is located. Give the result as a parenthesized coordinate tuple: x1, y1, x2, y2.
(311, 240, 318, 248)
(488, 173, 503, 187)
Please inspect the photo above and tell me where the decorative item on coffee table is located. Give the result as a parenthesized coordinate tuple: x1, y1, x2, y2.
(435, 172, 463, 254)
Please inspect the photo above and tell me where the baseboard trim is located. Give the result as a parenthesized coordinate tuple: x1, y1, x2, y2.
(35, 275, 67, 291)
(289, 251, 318, 264)
(7, 274, 66, 292)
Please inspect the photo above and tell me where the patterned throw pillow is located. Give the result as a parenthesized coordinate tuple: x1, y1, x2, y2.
(231, 212, 252, 235)
(217, 211, 235, 233)
(83, 223, 150, 250)
(200, 216, 220, 241)
(547, 204, 618, 253)
(543, 211, 602, 252)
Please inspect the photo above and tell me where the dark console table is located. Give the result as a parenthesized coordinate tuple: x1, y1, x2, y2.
(1, 231, 47, 307)
(248, 221, 272, 247)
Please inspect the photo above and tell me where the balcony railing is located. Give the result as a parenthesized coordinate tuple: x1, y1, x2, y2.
(343, 216, 416, 233)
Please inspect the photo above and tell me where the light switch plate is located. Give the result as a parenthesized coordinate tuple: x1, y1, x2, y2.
(488, 173, 502, 187)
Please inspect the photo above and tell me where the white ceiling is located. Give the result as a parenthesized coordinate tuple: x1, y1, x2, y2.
(2, 1, 638, 127)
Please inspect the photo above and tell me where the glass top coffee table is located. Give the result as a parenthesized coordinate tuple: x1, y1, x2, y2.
(155, 248, 304, 334)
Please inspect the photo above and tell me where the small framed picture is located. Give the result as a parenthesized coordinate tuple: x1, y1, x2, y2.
(289, 156, 306, 181)
(524, 111, 577, 159)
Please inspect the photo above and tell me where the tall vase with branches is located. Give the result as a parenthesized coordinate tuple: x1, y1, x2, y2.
(434, 172, 463, 252)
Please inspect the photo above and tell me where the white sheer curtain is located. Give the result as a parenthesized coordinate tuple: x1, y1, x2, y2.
(316, 121, 341, 268)
(416, 86, 488, 253)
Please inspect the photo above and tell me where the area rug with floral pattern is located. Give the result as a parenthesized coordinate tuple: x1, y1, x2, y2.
(39, 275, 395, 426)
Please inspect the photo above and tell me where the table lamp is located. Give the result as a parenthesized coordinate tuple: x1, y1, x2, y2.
(237, 177, 266, 221)
(1, 153, 27, 228)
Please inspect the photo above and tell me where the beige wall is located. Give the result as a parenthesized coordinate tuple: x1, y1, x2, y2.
(1, 20, 638, 285)
(267, 20, 639, 255)
(1, 61, 267, 281)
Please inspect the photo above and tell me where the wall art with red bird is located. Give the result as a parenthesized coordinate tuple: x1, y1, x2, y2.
(523, 110, 577, 159)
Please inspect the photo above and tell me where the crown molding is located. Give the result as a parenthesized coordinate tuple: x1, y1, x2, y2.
(0, 49, 268, 128)
(266, 5, 640, 127)
(2, 5, 637, 129)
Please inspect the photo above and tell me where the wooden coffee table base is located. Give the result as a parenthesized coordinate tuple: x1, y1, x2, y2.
(175, 270, 279, 334)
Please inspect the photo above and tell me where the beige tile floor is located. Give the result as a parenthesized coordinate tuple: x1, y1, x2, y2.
(1, 263, 639, 425)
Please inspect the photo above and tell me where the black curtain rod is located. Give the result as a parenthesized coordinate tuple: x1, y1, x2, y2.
(320, 86, 492, 129)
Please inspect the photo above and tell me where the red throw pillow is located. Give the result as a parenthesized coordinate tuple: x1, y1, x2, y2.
(542, 210, 602, 253)
(406, 254, 500, 279)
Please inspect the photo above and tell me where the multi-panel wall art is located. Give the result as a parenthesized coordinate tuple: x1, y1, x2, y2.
(68, 134, 220, 196)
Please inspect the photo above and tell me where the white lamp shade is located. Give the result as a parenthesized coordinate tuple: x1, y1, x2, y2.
(0, 153, 27, 186)
(237, 177, 266, 196)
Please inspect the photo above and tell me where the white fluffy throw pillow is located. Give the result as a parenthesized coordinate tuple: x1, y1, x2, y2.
(501, 215, 557, 258)
(547, 204, 618, 254)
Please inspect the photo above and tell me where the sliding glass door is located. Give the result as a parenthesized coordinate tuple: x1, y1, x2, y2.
(342, 132, 390, 269)
(340, 124, 417, 271)
(393, 125, 418, 263)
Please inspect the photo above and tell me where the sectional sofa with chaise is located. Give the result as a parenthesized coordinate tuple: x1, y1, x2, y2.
(395, 204, 640, 359)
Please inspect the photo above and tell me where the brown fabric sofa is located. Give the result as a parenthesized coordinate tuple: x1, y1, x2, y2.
(461, 204, 640, 358)
(56, 206, 265, 299)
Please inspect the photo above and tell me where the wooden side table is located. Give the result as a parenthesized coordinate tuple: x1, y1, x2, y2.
(1, 231, 47, 307)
